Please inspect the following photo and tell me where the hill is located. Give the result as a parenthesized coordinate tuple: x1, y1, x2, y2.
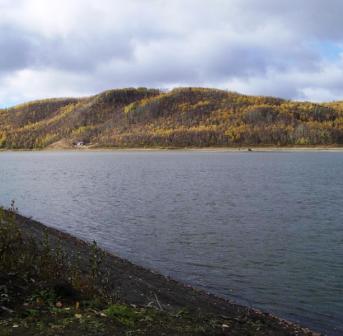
(1, 87, 343, 149)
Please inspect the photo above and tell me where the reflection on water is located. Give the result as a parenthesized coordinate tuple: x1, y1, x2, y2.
(0, 151, 343, 335)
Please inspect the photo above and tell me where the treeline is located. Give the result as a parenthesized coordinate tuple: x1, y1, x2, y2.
(1, 87, 343, 149)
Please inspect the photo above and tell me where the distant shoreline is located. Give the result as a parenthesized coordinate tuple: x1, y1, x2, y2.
(1, 146, 343, 153)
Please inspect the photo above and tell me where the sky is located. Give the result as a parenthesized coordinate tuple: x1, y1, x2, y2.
(1, 0, 343, 106)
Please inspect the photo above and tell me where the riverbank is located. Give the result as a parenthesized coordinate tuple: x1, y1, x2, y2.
(0, 209, 320, 335)
(1, 145, 343, 153)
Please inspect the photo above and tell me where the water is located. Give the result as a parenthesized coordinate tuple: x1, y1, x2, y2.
(0, 151, 342, 335)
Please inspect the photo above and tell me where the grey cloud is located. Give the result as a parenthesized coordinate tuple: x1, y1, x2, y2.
(35, 33, 135, 72)
(0, 25, 34, 72)
(2, 0, 343, 105)
(232, 0, 343, 39)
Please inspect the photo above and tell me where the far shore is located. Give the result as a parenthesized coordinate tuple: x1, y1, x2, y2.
(1, 145, 343, 153)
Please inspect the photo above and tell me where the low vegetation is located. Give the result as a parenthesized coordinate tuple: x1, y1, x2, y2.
(1, 87, 343, 149)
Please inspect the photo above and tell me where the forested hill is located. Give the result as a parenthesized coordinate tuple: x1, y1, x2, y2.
(1, 87, 343, 149)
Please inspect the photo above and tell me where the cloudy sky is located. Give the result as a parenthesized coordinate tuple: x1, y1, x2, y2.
(1, 0, 343, 106)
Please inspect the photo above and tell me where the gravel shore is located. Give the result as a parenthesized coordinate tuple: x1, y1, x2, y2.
(12, 212, 321, 336)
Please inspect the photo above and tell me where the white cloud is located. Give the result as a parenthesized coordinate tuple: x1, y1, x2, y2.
(1, 0, 343, 105)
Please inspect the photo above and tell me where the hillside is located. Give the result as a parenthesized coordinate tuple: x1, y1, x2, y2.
(1, 87, 343, 149)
